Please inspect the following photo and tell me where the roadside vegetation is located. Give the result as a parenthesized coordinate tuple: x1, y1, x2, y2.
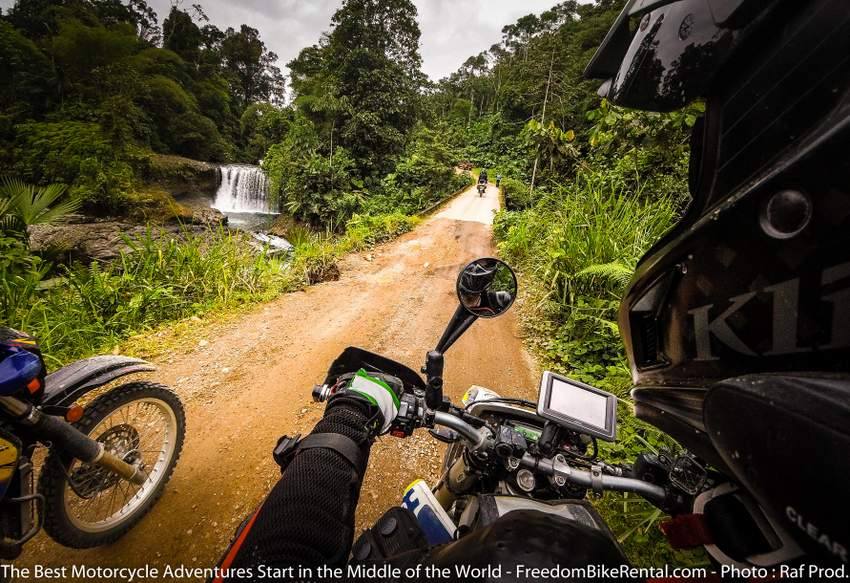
(0, 0, 468, 365)
(429, 0, 706, 566)
(1, 205, 421, 366)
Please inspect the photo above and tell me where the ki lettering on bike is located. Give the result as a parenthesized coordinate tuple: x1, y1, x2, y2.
(688, 262, 850, 360)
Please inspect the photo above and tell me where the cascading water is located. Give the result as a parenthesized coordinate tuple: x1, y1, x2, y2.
(213, 165, 277, 214)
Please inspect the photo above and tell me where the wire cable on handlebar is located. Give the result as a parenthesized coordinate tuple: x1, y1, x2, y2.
(463, 397, 537, 411)
(562, 436, 598, 463)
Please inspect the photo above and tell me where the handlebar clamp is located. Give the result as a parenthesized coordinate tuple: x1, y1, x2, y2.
(590, 464, 604, 495)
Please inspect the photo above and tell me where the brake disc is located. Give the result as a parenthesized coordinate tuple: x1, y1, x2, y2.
(68, 424, 141, 499)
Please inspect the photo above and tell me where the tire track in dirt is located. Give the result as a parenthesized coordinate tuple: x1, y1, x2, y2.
(20, 183, 539, 575)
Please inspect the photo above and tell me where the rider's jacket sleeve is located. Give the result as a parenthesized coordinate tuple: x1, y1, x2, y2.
(215, 396, 373, 579)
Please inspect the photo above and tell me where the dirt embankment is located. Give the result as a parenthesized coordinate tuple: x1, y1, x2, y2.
(20, 183, 539, 574)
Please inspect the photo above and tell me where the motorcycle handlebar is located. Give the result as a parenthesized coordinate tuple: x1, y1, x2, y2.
(519, 453, 667, 505)
(432, 411, 486, 448)
(314, 380, 666, 505)
(430, 409, 666, 505)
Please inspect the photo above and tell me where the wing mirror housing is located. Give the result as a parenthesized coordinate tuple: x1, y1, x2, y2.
(423, 258, 518, 409)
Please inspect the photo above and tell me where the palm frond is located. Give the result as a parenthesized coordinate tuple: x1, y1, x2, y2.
(0, 192, 22, 234)
(0, 198, 12, 230)
(0, 178, 80, 227)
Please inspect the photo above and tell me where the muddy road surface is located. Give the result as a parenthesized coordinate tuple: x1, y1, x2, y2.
(20, 183, 539, 574)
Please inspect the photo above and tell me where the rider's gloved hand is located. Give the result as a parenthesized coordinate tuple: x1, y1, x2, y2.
(223, 368, 403, 572)
(328, 369, 401, 435)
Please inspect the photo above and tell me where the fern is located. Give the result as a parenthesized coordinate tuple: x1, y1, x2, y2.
(575, 261, 633, 289)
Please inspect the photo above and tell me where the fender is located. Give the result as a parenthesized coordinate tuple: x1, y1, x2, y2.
(42, 355, 155, 407)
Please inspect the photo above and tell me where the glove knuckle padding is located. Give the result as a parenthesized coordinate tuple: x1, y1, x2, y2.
(339, 370, 402, 434)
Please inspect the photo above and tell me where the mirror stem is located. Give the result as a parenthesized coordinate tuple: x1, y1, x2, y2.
(435, 305, 478, 354)
(425, 306, 478, 411)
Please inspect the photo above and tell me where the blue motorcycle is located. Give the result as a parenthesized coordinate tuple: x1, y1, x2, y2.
(0, 329, 184, 557)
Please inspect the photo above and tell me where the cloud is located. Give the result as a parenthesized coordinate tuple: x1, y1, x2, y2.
(0, 0, 570, 80)
(416, 0, 560, 80)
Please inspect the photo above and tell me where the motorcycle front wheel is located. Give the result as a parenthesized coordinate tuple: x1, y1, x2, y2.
(38, 382, 185, 548)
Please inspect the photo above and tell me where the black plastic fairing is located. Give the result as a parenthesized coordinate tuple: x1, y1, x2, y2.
(583, 1, 635, 80)
(43, 356, 155, 407)
(704, 374, 850, 565)
(631, 387, 728, 471)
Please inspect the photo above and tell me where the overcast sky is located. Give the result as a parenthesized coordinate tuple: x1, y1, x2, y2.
(0, 0, 563, 81)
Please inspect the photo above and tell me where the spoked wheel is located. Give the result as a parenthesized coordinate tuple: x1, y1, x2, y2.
(39, 382, 185, 548)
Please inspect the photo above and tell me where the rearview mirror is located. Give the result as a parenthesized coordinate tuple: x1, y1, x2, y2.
(456, 258, 517, 319)
(425, 257, 519, 410)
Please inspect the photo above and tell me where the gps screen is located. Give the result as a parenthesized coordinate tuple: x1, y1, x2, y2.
(537, 371, 617, 441)
(548, 377, 609, 429)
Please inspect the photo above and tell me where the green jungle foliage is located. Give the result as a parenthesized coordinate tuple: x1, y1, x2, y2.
(2, 0, 713, 565)
(0, 0, 467, 367)
(0, 0, 285, 211)
(0, 214, 418, 366)
(262, 0, 467, 228)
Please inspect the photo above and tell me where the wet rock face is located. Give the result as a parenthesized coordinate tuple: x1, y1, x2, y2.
(28, 212, 226, 264)
(28, 221, 145, 263)
(189, 207, 228, 227)
(144, 154, 219, 198)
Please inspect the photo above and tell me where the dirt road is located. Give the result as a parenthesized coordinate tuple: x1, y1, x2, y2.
(20, 183, 539, 574)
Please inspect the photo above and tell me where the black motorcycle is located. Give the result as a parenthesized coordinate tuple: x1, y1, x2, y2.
(312, 256, 848, 572)
(0, 349, 184, 558)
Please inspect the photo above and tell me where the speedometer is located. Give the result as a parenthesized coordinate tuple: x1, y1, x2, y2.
(511, 423, 542, 443)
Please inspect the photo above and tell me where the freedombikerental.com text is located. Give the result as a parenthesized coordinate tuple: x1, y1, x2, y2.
(2, 562, 846, 581)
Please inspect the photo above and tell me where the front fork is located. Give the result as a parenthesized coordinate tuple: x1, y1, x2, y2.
(0, 396, 148, 485)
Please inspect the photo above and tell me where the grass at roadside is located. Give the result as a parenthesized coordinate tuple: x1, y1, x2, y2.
(493, 166, 705, 567)
(2, 212, 420, 366)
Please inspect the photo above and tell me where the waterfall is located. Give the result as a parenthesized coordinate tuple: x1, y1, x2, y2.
(213, 165, 277, 214)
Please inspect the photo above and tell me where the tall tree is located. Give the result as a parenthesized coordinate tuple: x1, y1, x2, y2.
(220, 24, 284, 107)
(162, 6, 201, 65)
(292, 0, 424, 176)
